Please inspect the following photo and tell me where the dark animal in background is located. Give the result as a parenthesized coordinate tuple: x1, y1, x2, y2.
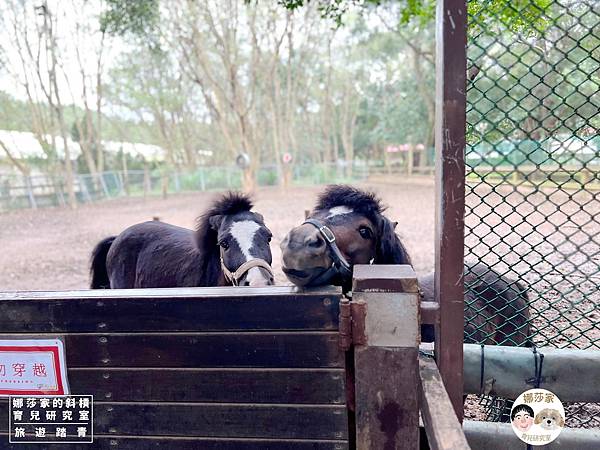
(90, 192, 274, 289)
(419, 264, 530, 345)
(280, 184, 530, 345)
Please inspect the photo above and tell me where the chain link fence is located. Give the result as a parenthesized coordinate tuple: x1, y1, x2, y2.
(466, 0, 599, 427)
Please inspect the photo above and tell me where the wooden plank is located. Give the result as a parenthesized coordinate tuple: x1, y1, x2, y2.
(0, 435, 349, 450)
(355, 347, 419, 449)
(0, 293, 341, 332)
(434, 0, 467, 422)
(353, 271, 420, 449)
(352, 265, 418, 293)
(353, 292, 419, 347)
(420, 301, 440, 325)
(0, 286, 339, 300)
(0, 403, 348, 440)
(419, 356, 471, 450)
(68, 368, 345, 404)
(38, 333, 342, 368)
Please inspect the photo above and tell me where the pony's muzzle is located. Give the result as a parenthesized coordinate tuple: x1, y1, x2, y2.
(240, 266, 275, 287)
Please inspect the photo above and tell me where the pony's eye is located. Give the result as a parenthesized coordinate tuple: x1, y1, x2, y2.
(267, 237, 272, 243)
(358, 226, 373, 239)
(219, 240, 229, 250)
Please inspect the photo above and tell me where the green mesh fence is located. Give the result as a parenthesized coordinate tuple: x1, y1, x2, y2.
(466, 0, 599, 427)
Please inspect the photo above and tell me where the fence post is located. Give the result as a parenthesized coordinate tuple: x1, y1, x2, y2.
(99, 173, 109, 198)
(112, 172, 120, 197)
(78, 176, 92, 203)
(25, 176, 37, 209)
(435, 0, 467, 421)
(143, 164, 151, 199)
(352, 265, 420, 449)
(174, 170, 181, 193)
(54, 176, 66, 207)
(199, 167, 206, 191)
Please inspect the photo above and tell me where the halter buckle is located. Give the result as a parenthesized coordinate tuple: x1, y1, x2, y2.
(319, 226, 336, 243)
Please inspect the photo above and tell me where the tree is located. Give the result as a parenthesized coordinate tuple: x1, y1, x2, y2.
(0, 0, 77, 207)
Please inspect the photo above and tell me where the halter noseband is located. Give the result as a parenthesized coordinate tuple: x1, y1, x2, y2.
(303, 218, 353, 284)
(220, 247, 274, 286)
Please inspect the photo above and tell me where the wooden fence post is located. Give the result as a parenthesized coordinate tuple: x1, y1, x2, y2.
(435, 0, 467, 421)
(352, 265, 420, 449)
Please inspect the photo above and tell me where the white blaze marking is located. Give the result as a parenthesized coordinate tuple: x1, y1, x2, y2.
(327, 206, 353, 218)
(230, 220, 268, 285)
(230, 220, 260, 260)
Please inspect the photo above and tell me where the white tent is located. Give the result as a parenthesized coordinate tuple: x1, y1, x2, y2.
(0, 129, 167, 162)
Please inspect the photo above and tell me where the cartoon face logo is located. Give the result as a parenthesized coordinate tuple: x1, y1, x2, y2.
(511, 404, 535, 432)
(534, 408, 565, 431)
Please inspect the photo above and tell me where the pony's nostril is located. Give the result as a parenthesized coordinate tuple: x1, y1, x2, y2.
(306, 234, 324, 249)
(242, 279, 251, 286)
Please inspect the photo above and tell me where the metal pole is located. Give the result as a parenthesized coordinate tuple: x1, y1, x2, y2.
(434, 0, 467, 421)
(464, 421, 600, 450)
(25, 176, 37, 209)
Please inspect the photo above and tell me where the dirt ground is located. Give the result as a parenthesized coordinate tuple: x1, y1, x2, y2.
(0, 180, 435, 291)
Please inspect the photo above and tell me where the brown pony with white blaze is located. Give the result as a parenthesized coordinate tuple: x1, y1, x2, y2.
(281, 185, 531, 346)
(281, 185, 411, 290)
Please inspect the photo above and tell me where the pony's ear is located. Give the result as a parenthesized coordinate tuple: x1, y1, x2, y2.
(375, 216, 412, 265)
(209, 215, 224, 231)
(558, 414, 564, 427)
(254, 212, 264, 223)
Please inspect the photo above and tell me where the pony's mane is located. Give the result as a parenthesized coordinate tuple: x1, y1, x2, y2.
(203, 191, 254, 219)
(316, 184, 412, 268)
(195, 192, 254, 284)
(315, 184, 385, 223)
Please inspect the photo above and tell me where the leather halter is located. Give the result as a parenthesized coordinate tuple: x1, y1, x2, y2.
(303, 218, 353, 284)
(220, 247, 274, 286)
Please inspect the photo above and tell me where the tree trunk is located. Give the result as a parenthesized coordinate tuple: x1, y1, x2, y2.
(44, 3, 76, 208)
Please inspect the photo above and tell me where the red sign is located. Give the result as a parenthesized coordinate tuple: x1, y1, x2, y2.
(0, 339, 69, 396)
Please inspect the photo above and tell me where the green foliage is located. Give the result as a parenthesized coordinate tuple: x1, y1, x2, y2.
(468, 0, 553, 36)
(100, 0, 159, 37)
(278, 0, 551, 33)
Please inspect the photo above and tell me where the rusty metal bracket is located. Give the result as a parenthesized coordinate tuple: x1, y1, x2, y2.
(339, 299, 367, 350)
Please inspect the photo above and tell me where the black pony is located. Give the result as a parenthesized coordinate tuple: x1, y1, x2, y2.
(90, 192, 274, 289)
(280, 184, 530, 345)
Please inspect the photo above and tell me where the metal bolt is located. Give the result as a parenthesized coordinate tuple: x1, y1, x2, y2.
(323, 297, 332, 306)
(99, 337, 108, 344)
